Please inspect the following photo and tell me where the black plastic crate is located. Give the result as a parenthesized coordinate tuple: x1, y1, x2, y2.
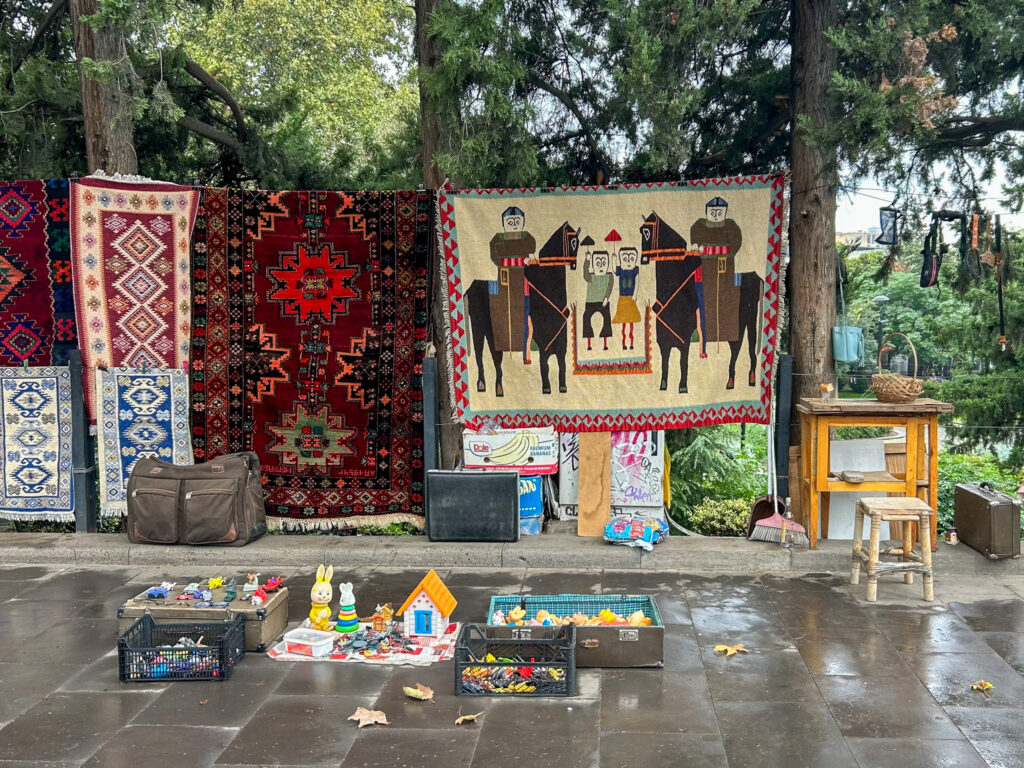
(118, 614, 245, 683)
(455, 623, 575, 697)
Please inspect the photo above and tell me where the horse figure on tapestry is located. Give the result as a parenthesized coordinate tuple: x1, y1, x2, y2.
(640, 213, 763, 393)
(466, 222, 579, 396)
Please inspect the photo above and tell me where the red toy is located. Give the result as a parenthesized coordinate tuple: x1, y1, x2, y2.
(264, 577, 284, 592)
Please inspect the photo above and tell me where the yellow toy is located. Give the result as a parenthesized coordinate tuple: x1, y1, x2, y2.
(208, 577, 224, 590)
(507, 606, 526, 625)
(304, 564, 334, 632)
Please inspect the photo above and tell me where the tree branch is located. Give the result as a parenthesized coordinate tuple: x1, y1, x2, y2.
(934, 115, 1024, 144)
(686, 107, 791, 173)
(527, 71, 611, 174)
(177, 115, 243, 151)
(184, 58, 246, 141)
(3, 0, 70, 92)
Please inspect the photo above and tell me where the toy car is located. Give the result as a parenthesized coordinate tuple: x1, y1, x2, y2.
(264, 577, 284, 592)
(145, 586, 169, 599)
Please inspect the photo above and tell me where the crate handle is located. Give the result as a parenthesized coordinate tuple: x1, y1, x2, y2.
(512, 628, 532, 639)
(582, 639, 599, 649)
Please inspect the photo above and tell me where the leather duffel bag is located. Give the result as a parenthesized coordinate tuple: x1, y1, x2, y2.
(127, 452, 266, 546)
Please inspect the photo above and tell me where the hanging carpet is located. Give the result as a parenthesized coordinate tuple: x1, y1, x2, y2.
(0, 180, 77, 366)
(71, 177, 198, 420)
(0, 366, 74, 521)
(190, 188, 429, 531)
(97, 368, 193, 517)
(439, 175, 784, 430)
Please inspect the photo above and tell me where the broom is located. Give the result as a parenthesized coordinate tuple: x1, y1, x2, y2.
(750, 412, 808, 547)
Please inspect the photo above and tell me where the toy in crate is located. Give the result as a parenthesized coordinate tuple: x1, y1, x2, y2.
(118, 614, 245, 683)
(455, 623, 575, 697)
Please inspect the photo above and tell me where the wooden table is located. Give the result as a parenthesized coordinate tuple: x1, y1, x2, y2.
(797, 397, 954, 550)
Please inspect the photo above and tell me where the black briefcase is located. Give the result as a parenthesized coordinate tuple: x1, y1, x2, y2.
(425, 470, 520, 542)
(954, 482, 1021, 560)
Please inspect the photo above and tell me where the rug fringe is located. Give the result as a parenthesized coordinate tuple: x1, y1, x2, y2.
(267, 513, 425, 533)
(0, 510, 75, 522)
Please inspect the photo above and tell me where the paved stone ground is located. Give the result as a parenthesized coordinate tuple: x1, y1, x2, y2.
(1, 565, 1023, 767)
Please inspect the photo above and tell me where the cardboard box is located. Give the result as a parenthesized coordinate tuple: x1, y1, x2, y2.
(519, 475, 543, 535)
(463, 428, 558, 475)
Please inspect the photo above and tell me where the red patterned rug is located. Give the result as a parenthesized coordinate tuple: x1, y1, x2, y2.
(191, 189, 429, 530)
(71, 178, 198, 418)
(0, 180, 76, 366)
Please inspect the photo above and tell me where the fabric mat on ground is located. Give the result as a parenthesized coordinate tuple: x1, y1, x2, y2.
(190, 188, 429, 531)
(267, 622, 460, 666)
(0, 366, 74, 521)
(97, 368, 192, 516)
(0, 180, 77, 366)
(439, 175, 784, 430)
(71, 177, 198, 419)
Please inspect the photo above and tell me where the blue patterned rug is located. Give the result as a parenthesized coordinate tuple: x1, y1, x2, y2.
(0, 366, 74, 520)
(97, 368, 192, 516)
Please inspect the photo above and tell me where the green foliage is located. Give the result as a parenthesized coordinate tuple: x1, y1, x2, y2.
(833, 427, 893, 441)
(935, 453, 1022, 533)
(686, 498, 751, 537)
(270, 521, 423, 536)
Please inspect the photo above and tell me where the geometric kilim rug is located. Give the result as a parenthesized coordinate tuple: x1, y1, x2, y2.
(96, 368, 193, 517)
(190, 188, 430, 531)
(0, 366, 74, 521)
(71, 177, 198, 421)
(438, 174, 785, 431)
(0, 179, 77, 366)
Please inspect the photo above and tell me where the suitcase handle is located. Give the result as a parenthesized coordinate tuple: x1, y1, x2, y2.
(979, 482, 994, 492)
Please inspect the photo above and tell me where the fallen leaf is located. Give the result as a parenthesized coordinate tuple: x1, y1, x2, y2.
(199, 699, 208, 705)
(348, 707, 389, 728)
(714, 643, 750, 658)
(305, 709, 315, 714)
(456, 711, 484, 725)
(403, 683, 435, 701)
(971, 680, 994, 697)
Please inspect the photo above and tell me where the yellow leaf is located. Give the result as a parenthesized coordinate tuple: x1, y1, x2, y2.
(403, 683, 435, 701)
(348, 707, 389, 727)
(455, 711, 484, 725)
(714, 643, 750, 657)
(971, 680, 994, 697)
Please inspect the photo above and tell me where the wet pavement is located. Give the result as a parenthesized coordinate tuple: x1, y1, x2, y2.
(0, 565, 1023, 767)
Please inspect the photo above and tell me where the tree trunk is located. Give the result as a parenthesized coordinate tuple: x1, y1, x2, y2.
(71, 0, 137, 174)
(416, 0, 461, 468)
(788, 0, 837, 445)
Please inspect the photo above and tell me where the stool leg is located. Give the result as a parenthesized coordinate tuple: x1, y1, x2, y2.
(851, 504, 865, 585)
(919, 512, 934, 602)
(867, 515, 881, 602)
(902, 518, 914, 585)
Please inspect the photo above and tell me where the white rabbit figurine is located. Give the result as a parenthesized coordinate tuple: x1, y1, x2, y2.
(335, 581, 358, 633)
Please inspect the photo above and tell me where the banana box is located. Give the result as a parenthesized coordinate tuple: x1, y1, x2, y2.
(463, 428, 559, 475)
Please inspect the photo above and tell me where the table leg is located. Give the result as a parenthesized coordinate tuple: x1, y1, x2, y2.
(928, 414, 939, 550)
(902, 518, 914, 585)
(867, 514, 881, 602)
(851, 501, 865, 585)
(920, 510, 934, 602)
(821, 492, 830, 540)
(802, 412, 818, 549)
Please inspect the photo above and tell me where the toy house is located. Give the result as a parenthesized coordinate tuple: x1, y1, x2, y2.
(396, 569, 457, 638)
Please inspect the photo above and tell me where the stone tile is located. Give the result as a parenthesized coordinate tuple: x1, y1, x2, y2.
(215, 694, 372, 766)
(444, 569, 526, 590)
(705, 648, 819, 703)
(0, 566, 58, 581)
(693, 625, 796, 652)
(876, 612, 992, 655)
(82, 724, 236, 768)
(0, 617, 119, 666)
(133, 675, 281, 728)
(0, 691, 158, 762)
(814, 675, 960, 739)
(775, 604, 871, 633)
(600, 669, 718, 734)
(903, 650, 1024, 708)
(645, 593, 691, 625)
(662, 626, 705, 672)
(372, 663, 468, 729)
(276, 661, 393, 697)
(342, 727, 478, 768)
(0, 762, 78, 768)
(946, 706, 1024, 768)
(600, 732, 727, 768)
(978, 631, 1024, 675)
(861, 603, 954, 626)
(0, 599, 81, 643)
(685, 579, 773, 609)
(948, 598, 1024, 633)
(18, 568, 138, 607)
(760, 573, 848, 593)
(450, 587, 501, 624)
(0, 662, 88, 722)
(522, 569, 601, 594)
(470, 698, 599, 768)
(0, 582, 30, 603)
(793, 628, 909, 677)
(846, 737, 988, 768)
(689, 605, 789, 636)
(716, 700, 859, 768)
(60, 651, 159, 693)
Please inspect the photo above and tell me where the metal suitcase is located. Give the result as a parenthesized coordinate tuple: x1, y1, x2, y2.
(954, 482, 1021, 560)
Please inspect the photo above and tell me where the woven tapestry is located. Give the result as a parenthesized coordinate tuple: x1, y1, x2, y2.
(97, 368, 192, 517)
(0, 180, 77, 366)
(0, 366, 74, 521)
(190, 188, 429, 531)
(439, 175, 784, 430)
(71, 178, 198, 419)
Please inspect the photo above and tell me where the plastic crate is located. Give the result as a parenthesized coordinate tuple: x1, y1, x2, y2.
(455, 623, 575, 697)
(118, 614, 245, 683)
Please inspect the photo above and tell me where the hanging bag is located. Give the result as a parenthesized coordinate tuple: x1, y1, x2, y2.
(832, 255, 864, 364)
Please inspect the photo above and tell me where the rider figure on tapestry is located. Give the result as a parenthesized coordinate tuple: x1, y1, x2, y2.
(690, 196, 743, 346)
(488, 206, 536, 363)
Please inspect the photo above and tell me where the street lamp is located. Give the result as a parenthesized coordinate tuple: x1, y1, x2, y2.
(872, 295, 889, 362)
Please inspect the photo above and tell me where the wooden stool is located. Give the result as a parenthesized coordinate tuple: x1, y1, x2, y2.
(851, 497, 934, 602)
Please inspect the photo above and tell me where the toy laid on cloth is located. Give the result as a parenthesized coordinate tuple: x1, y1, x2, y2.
(397, 569, 458, 638)
(267, 621, 462, 666)
(603, 516, 669, 551)
(303, 564, 334, 632)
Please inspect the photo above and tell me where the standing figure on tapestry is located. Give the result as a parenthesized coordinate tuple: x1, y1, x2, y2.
(488, 206, 536, 363)
(690, 197, 743, 346)
(582, 249, 613, 351)
(612, 246, 643, 350)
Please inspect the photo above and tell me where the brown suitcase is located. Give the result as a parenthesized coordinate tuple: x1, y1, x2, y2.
(118, 584, 288, 653)
(954, 482, 1021, 560)
(127, 452, 266, 546)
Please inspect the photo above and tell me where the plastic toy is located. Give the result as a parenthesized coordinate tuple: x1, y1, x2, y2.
(490, 608, 653, 627)
(208, 577, 224, 590)
(223, 578, 237, 601)
(243, 573, 260, 597)
(304, 564, 334, 632)
(264, 576, 284, 592)
(250, 586, 268, 607)
(182, 583, 201, 596)
(371, 603, 394, 632)
(145, 586, 169, 599)
(335, 582, 359, 633)
(396, 569, 457, 638)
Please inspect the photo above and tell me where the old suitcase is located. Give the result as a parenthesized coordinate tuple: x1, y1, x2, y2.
(118, 582, 288, 652)
(954, 482, 1021, 560)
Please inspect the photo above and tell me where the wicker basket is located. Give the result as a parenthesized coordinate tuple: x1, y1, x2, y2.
(872, 332, 923, 403)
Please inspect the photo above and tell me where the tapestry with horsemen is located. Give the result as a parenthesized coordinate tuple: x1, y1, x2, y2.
(439, 175, 784, 431)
